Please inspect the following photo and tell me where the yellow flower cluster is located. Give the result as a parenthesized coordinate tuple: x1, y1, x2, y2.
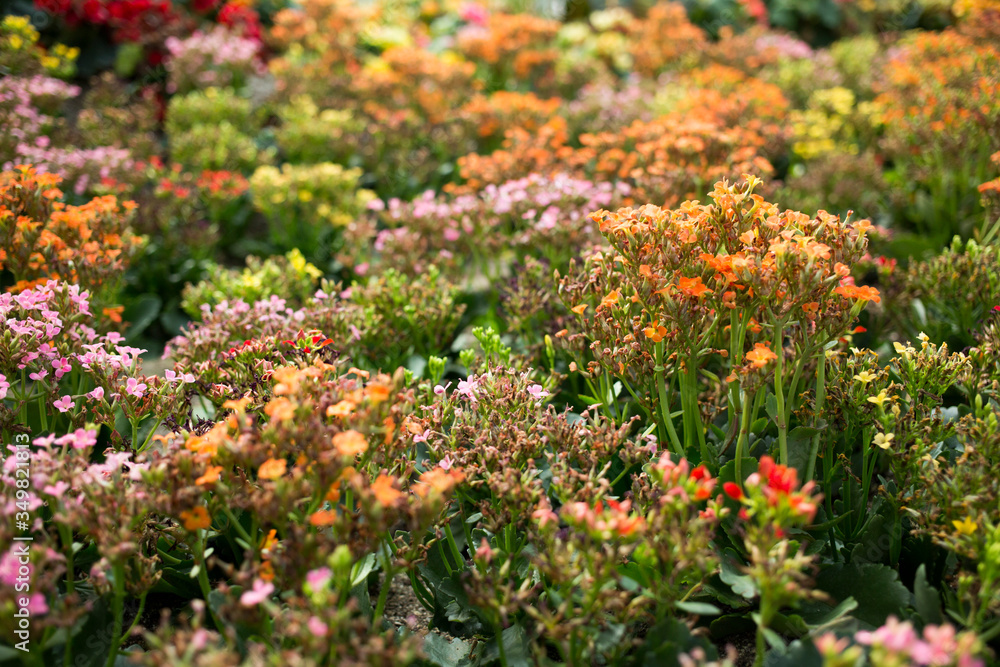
(1, 15, 78, 78)
(790, 87, 882, 161)
(250, 162, 375, 228)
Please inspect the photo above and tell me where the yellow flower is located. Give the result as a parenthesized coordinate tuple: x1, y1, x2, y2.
(952, 516, 978, 536)
(873, 432, 894, 449)
(893, 341, 913, 359)
(853, 370, 877, 384)
(867, 390, 893, 407)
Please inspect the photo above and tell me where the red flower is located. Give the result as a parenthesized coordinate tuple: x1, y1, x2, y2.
(723, 482, 743, 500)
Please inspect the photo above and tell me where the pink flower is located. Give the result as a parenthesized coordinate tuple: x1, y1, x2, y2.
(0, 374, 8, 400)
(413, 429, 431, 443)
(459, 2, 489, 26)
(308, 615, 328, 636)
(43, 481, 70, 498)
(305, 567, 331, 591)
(26, 593, 47, 615)
(87, 386, 105, 401)
(439, 455, 454, 471)
(52, 357, 72, 379)
(456, 378, 478, 402)
(29, 369, 48, 382)
(125, 377, 147, 398)
(526, 384, 549, 400)
(53, 395, 75, 413)
(240, 579, 274, 607)
(475, 538, 493, 563)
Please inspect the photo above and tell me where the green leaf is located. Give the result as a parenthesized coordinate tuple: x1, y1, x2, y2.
(351, 553, 378, 588)
(709, 613, 756, 639)
(786, 426, 820, 476)
(675, 601, 722, 616)
(719, 549, 758, 599)
(914, 564, 943, 625)
(763, 639, 823, 667)
(796, 597, 858, 631)
(422, 633, 473, 666)
(815, 563, 910, 627)
(122, 294, 162, 341)
(765, 391, 778, 421)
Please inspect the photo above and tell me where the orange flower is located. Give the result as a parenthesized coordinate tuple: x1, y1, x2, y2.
(600, 290, 620, 308)
(326, 400, 356, 418)
(258, 458, 288, 480)
(309, 509, 337, 526)
(180, 506, 211, 531)
(365, 383, 391, 404)
(264, 396, 296, 422)
(834, 283, 881, 304)
(195, 465, 223, 486)
(102, 306, 124, 324)
(745, 343, 777, 368)
(413, 468, 466, 498)
(571, 304, 588, 314)
(372, 474, 403, 506)
(644, 325, 667, 342)
(223, 397, 252, 412)
(333, 430, 368, 457)
(260, 529, 278, 557)
(677, 275, 712, 298)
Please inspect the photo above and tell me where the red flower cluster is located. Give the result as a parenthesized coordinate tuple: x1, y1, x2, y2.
(727, 456, 819, 536)
(217, 1, 262, 42)
(35, 0, 177, 43)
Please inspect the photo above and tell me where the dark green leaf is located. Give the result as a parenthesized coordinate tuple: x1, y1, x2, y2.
(422, 633, 473, 666)
(914, 564, 942, 625)
(675, 601, 722, 616)
(815, 563, 909, 627)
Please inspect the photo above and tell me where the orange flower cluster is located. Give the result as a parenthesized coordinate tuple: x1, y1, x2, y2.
(455, 111, 775, 207)
(561, 175, 875, 397)
(627, 2, 705, 77)
(267, 0, 369, 68)
(877, 29, 1000, 146)
(0, 165, 140, 312)
(667, 65, 791, 149)
(455, 11, 560, 85)
(460, 91, 562, 140)
(350, 47, 481, 124)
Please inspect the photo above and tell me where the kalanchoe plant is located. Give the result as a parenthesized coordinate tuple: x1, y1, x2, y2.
(0, 281, 191, 449)
(559, 174, 877, 478)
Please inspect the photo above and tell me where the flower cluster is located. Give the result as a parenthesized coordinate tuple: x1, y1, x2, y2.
(0, 165, 141, 311)
(164, 25, 263, 94)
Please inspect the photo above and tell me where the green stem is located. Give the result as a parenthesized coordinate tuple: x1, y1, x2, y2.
(654, 342, 683, 457)
(373, 551, 394, 628)
(194, 531, 224, 633)
(104, 561, 125, 667)
(735, 388, 756, 484)
(220, 505, 254, 546)
(443, 522, 465, 569)
(805, 351, 827, 482)
(773, 323, 789, 466)
(138, 418, 164, 453)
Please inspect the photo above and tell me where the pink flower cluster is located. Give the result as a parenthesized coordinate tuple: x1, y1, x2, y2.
(373, 173, 631, 272)
(164, 25, 263, 94)
(815, 616, 985, 667)
(0, 75, 80, 154)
